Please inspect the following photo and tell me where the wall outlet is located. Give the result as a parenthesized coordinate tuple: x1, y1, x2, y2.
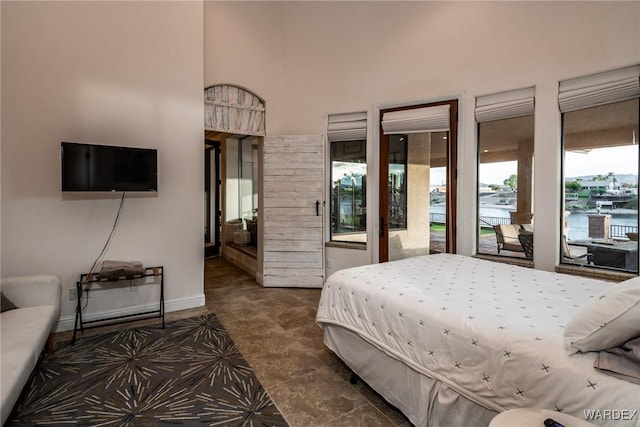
(327, 258, 333, 268)
(68, 288, 77, 301)
(130, 283, 138, 292)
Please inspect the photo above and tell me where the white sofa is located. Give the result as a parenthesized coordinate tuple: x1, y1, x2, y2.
(0, 275, 61, 425)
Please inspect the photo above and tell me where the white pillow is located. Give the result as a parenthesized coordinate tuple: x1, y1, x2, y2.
(564, 276, 640, 354)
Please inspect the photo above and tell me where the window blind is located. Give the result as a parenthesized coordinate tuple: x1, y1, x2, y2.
(382, 104, 450, 134)
(475, 87, 535, 122)
(559, 65, 640, 113)
(327, 112, 367, 142)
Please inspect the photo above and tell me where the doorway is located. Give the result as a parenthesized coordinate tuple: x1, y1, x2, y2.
(204, 84, 265, 271)
(379, 100, 458, 262)
(205, 141, 221, 258)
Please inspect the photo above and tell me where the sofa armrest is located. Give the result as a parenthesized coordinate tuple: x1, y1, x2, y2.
(1, 275, 61, 318)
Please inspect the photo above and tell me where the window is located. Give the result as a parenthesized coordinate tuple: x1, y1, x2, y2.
(388, 135, 407, 230)
(476, 88, 535, 259)
(328, 112, 367, 243)
(225, 136, 258, 247)
(560, 66, 639, 273)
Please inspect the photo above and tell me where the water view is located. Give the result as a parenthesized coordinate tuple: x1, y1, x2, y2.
(430, 204, 638, 240)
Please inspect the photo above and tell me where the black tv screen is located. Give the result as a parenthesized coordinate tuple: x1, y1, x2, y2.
(61, 142, 158, 192)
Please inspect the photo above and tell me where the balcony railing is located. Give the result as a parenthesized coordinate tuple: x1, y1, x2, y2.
(429, 213, 638, 239)
(611, 224, 638, 239)
(430, 213, 511, 229)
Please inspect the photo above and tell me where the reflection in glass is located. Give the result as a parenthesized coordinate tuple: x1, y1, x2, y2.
(388, 135, 407, 230)
(331, 140, 367, 243)
(239, 138, 257, 222)
(225, 137, 258, 248)
(429, 133, 448, 253)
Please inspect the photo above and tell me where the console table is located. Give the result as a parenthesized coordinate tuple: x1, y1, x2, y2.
(72, 266, 164, 344)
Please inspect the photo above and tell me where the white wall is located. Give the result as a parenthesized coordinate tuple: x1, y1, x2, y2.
(204, 1, 285, 133)
(205, 1, 640, 274)
(0, 1, 3, 278)
(1, 1, 205, 330)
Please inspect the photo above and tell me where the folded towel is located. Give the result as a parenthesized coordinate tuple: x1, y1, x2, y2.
(594, 335, 640, 385)
(98, 260, 144, 280)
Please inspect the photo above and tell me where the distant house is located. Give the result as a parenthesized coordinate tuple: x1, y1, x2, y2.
(431, 186, 447, 194)
(574, 180, 613, 193)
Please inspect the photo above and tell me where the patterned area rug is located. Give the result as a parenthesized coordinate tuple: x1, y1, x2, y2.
(7, 314, 289, 426)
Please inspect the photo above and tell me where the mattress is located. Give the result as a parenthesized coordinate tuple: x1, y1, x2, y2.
(316, 254, 640, 427)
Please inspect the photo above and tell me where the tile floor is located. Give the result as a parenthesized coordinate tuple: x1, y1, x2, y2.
(56, 256, 411, 427)
(204, 256, 411, 427)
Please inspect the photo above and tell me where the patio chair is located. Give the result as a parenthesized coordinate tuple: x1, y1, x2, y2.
(494, 224, 524, 254)
(518, 232, 534, 260)
(561, 235, 594, 265)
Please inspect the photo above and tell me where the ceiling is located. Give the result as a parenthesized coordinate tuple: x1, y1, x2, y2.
(478, 98, 639, 164)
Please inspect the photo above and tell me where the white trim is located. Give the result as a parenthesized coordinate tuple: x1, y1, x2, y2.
(371, 104, 381, 265)
(54, 293, 206, 332)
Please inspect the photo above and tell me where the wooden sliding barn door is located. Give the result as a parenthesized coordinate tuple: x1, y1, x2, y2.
(262, 135, 324, 288)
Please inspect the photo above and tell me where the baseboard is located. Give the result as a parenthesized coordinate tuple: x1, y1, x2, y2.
(54, 293, 206, 332)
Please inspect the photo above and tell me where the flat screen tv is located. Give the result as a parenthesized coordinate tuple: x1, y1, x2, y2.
(61, 142, 158, 192)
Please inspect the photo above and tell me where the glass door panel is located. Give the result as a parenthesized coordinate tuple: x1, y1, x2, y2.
(379, 100, 457, 263)
(387, 133, 439, 261)
(429, 132, 448, 254)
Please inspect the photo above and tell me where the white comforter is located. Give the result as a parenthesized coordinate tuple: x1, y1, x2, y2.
(316, 254, 640, 426)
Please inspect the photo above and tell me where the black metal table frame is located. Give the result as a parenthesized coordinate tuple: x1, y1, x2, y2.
(72, 266, 164, 344)
(569, 240, 638, 271)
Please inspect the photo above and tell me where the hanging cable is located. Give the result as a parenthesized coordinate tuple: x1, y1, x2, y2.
(81, 192, 127, 311)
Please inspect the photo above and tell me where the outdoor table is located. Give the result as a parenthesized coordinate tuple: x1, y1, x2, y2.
(569, 238, 638, 271)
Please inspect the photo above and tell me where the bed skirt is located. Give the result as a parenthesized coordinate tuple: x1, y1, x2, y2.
(323, 324, 498, 427)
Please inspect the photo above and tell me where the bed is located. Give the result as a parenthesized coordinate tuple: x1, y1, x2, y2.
(316, 254, 640, 427)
